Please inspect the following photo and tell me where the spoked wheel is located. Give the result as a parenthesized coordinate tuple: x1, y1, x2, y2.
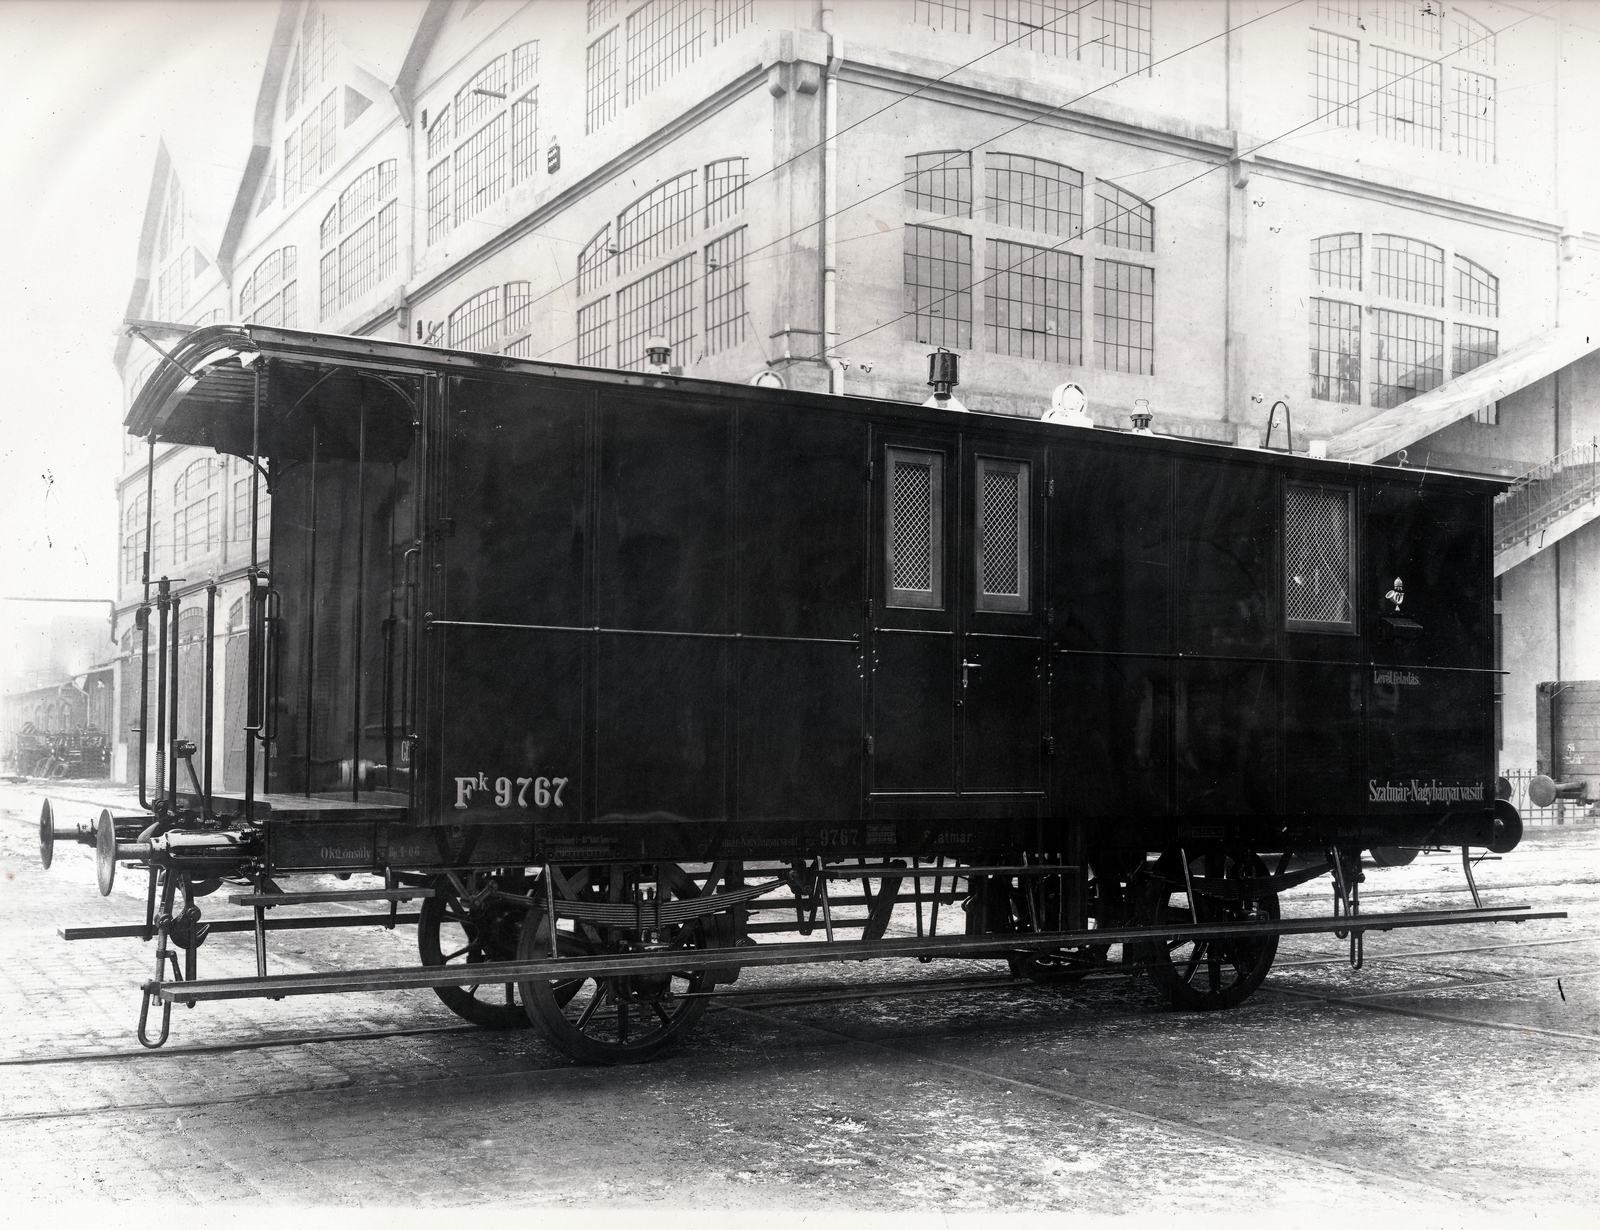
(417, 870, 532, 1029)
(516, 864, 718, 1065)
(1136, 851, 1279, 1011)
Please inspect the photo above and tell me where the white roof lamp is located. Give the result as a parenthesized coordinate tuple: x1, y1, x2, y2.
(1129, 398, 1155, 435)
(923, 349, 968, 412)
(1043, 381, 1093, 427)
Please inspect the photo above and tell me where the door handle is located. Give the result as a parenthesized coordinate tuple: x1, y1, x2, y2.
(961, 659, 982, 689)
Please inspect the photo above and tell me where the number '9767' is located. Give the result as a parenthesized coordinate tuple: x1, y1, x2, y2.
(453, 772, 568, 810)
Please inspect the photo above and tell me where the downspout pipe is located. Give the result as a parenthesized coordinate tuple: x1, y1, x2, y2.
(822, 6, 844, 396)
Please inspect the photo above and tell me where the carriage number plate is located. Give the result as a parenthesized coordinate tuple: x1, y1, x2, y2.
(454, 773, 568, 810)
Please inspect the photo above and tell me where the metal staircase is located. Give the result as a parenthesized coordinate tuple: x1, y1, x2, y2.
(1495, 438, 1600, 574)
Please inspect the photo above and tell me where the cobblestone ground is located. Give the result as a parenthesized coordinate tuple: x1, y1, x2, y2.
(1, 782, 1596, 1220)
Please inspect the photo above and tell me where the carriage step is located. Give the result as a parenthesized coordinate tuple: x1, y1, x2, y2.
(818, 863, 1078, 879)
(227, 889, 435, 907)
(148, 903, 1565, 1003)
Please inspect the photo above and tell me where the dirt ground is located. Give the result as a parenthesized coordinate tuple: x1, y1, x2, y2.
(1, 780, 1596, 1224)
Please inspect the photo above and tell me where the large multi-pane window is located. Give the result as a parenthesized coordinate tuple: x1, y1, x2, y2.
(284, 90, 338, 204)
(425, 44, 540, 245)
(617, 254, 697, 370)
(232, 464, 271, 552)
(985, 241, 1080, 364)
(905, 151, 1151, 371)
(239, 248, 297, 327)
(586, 28, 620, 133)
(956, 1, 1150, 72)
(440, 281, 537, 355)
(318, 161, 398, 319)
(1308, 232, 1501, 407)
(1309, 2, 1497, 161)
(284, 2, 335, 124)
(122, 492, 148, 586)
(576, 155, 748, 369)
(904, 226, 973, 350)
(585, 0, 750, 134)
(173, 458, 224, 565)
(1094, 259, 1154, 375)
(152, 177, 191, 321)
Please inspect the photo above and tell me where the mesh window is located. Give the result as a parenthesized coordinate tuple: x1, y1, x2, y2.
(976, 458, 1029, 613)
(1285, 485, 1354, 629)
(886, 449, 943, 609)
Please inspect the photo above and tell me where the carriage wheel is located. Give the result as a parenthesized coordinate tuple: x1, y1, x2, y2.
(1138, 851, 1279, 1011)
(516, 864, 717, 1065)
(417, 871, 532, 1030)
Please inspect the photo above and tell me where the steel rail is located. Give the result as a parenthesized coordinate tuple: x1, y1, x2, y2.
(149, 904, 1565, 1004)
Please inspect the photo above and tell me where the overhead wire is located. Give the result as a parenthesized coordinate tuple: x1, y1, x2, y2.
(824, 3, 1547, 361)
(527, 0, 1310, 365)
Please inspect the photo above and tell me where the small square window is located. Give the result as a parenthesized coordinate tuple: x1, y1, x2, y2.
(1285, 483, 1356, 632)
(886, 448, 944, 609)
(975, 456, 1030, 613)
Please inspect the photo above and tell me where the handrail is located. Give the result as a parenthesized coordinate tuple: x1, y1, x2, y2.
(1494, 437, 1600, 550)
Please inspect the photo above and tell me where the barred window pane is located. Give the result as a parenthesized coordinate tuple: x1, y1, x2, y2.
(1316, 0, 1357, 25)
(448, 288, 501, 352)
(377, 201, 397, 283)
(985, 153, 1081, 237)
(321, 162, 400, 316)
(503, 336, 534, 359)
(1453, 324, 1499, 378)
(1454, 255, 1498, 317)
(511, 41, 539, 89)
(504, 281, 533, 338)
(1374, 0, 1441, 50)
(914, 0, 971, 33)
(319, 206, 338, 250)
(173, 459, 224, 566)
(1311, 29, 1360, 128)
(705, 157, 747, 227)
(986, 1, 1080, 57)
(578, 225, 612, 296)
(1285, 485, 1354, 630)
(1371, 48, 1442, 148)
(1095, 181, 1153, 251)
(586, 29, 619, 133)
(511, 89, 539, 185)
(976, 457, 1030, 613)
(1312, 233, 1362, 291)
(713, 0, 753, 42)
(1372, 235, 1443, 306)
(453, 113, 506, 226)
(904, 225, 972, 350)
(705, 227, 747, 354)
(578, 298, 610, 367)
(1452, 11, 1495, 65)
(1371, 309, 1444, 408)
(626, 0, 704, 106)
(1094, 259, 1154, 374)
(1310, 297, 1361, 404)
(1097, 0, 1152, 74)
(427, 107, 451, 160)
(985, 240, 1081, 364)
(455, 55, 507, 139)
(588, 0, 617, 33)
(886, 448, 943, 609)
(905, 151, 972, 217)
(617, 254, 696, 370)
(1453, 70, 1495, 164)
(616, 171, 696, 276)
(427, 159, 451, 245)
(284, 132, 300, 203)
(318, 91, 337, 174)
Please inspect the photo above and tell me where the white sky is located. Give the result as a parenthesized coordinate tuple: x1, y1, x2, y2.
(0, 0, 278, 631)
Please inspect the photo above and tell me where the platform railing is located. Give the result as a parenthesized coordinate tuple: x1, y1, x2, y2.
(1494, 438, 1600, 551)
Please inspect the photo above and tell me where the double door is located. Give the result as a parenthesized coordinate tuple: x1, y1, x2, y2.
(869, 429, 1047, 803)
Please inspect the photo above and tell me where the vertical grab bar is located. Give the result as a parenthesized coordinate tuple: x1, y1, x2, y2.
(202, 582, 216, 814)
(168, 596, 181, 803)
(154, 578, 170, 805)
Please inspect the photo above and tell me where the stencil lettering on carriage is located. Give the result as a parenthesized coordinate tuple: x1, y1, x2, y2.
(453, 772, 568, 809)
(1368, 779, 1486, 804)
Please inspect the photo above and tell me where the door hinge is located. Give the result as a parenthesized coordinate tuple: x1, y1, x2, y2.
(1042, 735, 1055, 757)
(866, 459, 874, 484)
(865, 735, 875, 756)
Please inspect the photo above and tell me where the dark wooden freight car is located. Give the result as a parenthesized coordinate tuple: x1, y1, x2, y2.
(44, 325, 1546, 1063)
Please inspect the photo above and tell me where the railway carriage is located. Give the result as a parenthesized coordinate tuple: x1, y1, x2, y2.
(39, 324, 1557, 1063)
